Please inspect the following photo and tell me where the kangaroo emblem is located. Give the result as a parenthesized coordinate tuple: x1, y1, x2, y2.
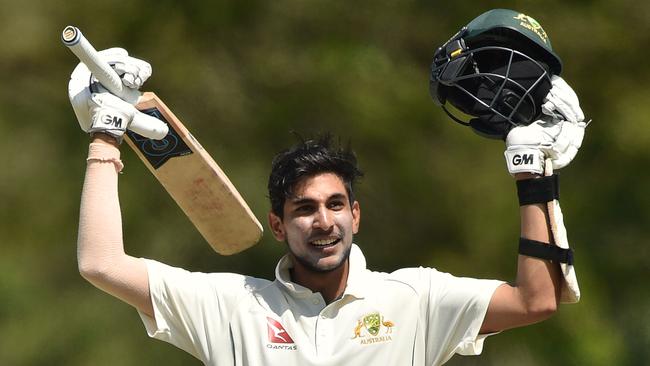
(351, 320, 364, 339)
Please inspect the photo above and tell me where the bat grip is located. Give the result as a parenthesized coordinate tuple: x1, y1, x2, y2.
(62, 26, 125, 98)
(62, 26, 169, 140)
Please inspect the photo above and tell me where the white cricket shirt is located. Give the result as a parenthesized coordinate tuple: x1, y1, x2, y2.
(138, 245, 503, 365)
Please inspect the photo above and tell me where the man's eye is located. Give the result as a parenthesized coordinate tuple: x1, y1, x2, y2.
(295, 205, 313, 213)
(329, 201, 345, 210)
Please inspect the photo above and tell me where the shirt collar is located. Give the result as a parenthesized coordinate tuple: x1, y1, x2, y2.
(275, 243, 368, 299)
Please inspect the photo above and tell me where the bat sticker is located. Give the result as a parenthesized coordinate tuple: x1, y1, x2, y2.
(126, 107, 193, 169)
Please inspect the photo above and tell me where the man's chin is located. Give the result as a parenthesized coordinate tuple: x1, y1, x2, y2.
(314, 260, 346, 273)
(291, 244, 352, 273)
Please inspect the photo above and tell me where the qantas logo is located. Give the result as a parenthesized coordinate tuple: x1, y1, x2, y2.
(266, 317, 296, 350)
(267, 317, 293, 343)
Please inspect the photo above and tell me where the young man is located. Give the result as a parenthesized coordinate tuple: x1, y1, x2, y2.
(77, 133, 581, 365)
(72, 17, 585, 366)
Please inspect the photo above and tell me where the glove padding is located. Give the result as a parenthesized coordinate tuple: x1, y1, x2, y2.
(542, 75, 584, 123)
(86, 92, 136, 141)
(504, 77, 587, 175)
(68, 48, 165, 142)
(505, 118, 586, 174)
(109, 49, 151, 90)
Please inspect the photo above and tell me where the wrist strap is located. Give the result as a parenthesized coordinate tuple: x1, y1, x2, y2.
(87, 142, 124, 173)
(519, 238, 574, 265)
(516, 174, 559, 206)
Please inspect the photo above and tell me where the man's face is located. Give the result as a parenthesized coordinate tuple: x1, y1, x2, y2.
(268, 172, 360, 273)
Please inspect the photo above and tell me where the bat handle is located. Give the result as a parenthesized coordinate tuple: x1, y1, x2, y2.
(62, 26, 168, 140)
(62, 26, 125, 98)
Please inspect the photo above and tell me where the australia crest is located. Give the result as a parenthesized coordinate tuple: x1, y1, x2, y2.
(352, 312, 395, 344)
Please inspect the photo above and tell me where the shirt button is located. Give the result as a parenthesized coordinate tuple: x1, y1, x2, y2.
(312, 298, 320, 305)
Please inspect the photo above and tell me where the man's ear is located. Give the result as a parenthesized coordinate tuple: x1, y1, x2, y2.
(268, 212, 286, 241)
(352, 200, 361, 234)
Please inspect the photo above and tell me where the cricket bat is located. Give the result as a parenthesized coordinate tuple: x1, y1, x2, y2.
(62, 26, 263, 255)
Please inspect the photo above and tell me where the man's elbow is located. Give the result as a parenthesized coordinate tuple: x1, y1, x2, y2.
(526, 298, 559, 323)
(78, 258, 113, 284)
(79, 262, 101, 283)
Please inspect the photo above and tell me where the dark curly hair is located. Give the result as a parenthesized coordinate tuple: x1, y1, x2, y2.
(268, 134, 363, 218)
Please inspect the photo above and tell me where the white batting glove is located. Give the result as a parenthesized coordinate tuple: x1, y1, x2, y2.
(109, 48, 151, 89)
(504, 78, 587, 175)
(85, 92, 137, 141)
(505, 118, 586, 174)
(68, 48, 160, 142)
(541, 75, 584, 123)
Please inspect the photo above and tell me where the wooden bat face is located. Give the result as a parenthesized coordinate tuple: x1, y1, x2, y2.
(125, 92, 262, 255)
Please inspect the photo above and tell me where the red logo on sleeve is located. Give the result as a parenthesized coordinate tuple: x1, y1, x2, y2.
(266, 317, 294, 343)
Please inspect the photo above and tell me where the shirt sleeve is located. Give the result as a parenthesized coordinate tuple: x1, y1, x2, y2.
(427, 270, 503, 362)
(137, 259, 250, 363)
(392, 267, 503, 365)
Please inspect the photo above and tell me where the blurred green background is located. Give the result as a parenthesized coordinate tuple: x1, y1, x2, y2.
(1, 0, 648, 365)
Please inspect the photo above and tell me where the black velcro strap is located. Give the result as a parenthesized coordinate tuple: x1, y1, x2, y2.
(519, 238, 574, 265)
(516, 174, 559, 206)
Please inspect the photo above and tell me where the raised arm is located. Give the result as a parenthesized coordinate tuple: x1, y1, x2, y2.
(69, 48, 159, 316)
(78, 134, 153, 316)
(480, 76, 586, 333)
(480, 173, 561, 333)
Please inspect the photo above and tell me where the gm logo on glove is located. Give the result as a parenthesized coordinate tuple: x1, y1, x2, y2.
(512, 154, 534, 166)
(101, 113, 124, 128)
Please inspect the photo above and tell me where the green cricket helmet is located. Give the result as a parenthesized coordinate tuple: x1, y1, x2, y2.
(429, 9, 562, 139)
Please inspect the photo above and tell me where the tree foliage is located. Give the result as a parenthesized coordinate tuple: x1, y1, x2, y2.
(0, 1, 647, 365)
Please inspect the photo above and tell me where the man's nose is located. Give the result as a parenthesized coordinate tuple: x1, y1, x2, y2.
(313, 206, 334, 230)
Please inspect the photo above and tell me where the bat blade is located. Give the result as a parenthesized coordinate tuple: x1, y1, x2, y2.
(62, 26, 261, 254)
(125, 92, 263, 255)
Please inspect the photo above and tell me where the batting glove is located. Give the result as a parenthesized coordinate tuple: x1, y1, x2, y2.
(504, 77, 587, 175)
(542, 76, 584, 123)
(68, 48, 165, 143)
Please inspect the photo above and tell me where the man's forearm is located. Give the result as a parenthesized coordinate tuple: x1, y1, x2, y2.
(78, 135, 125, 276)
(516, 202, 562, 313)
(77, 135, 153, 315)
(514, 173, 562, 317)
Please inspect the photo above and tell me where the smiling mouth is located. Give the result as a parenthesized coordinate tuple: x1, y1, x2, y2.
(310, 237, 341, 248)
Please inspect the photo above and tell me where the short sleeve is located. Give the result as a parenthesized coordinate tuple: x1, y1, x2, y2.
(392, 267, 503, 365)
(428, 271, 503, 361)
(137, 259, 250, 363)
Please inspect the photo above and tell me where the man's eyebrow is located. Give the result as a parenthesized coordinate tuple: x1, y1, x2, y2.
(328, 193, 348, 201)
(288, 193, 348, 205)
(288, 197, 315, 206)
